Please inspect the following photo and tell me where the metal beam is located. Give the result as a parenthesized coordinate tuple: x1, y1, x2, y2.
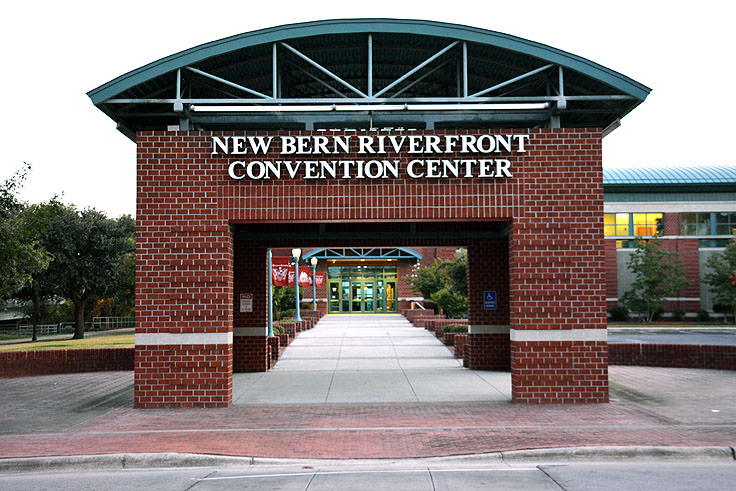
(272, 43, 277, 98)
(470, 63, 554, 97)
(106, 94, 634, 105)
(391, 63, 446, 98)
(184, 66, 272, 99)
(374, 41, 459, 98)
(280, 42, 367, 98)
(368, 34, 373, 97)
(291, 63, 350, 98)
(462, 42, 468, 97)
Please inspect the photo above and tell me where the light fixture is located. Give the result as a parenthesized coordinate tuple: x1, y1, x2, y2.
(310, 257, 318, 267)
(292, 248, 302, 259)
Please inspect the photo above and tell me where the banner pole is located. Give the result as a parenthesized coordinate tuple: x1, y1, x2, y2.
(267, 248, 273, 337)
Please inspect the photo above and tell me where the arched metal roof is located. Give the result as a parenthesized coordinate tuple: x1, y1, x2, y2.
(604, 166, 736, 185)
(88, 18, 650, 140)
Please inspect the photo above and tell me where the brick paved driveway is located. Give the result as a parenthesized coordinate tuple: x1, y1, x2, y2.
(0, 366, 734, 459)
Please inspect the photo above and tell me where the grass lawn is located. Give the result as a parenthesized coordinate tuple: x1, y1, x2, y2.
(0, 334, 134, 352)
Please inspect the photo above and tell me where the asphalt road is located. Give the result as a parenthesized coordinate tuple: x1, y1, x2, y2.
(1, 463, 735, 490)
(607, 329, 736, 345)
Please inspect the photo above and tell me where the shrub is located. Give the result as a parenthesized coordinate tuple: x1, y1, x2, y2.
(443, 324, 468, 334)
(671, 309, 685, 322)
(651, 307, 665, 321)
(697, 310, 710, 322)
(272, 324, 285, 335)
(279, 309, 295, 320)
(609, 306, 629, 321)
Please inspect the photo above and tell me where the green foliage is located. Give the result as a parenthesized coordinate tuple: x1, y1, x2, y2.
(272, 286, 300, 319)
(408, 250, 468, 318)
(272, 324, 285, 335)
(34, 205, 135, 338)
(430, 287, 467, 318)
(704, 240, 736, 322)
(0, 164, 50, 299)
(671, 309, 685, 322)
(609, 305, 629, 321)
(621, 237, 690, 322)
(697, 310, 711, 322)
(442, 324, 468, 334)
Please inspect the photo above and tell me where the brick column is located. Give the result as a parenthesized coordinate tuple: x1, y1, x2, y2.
(466, 239, 510, 370)
(509, 130, 608, 404)
(134, 132, 234, 407)
(233, 243, 269, 372)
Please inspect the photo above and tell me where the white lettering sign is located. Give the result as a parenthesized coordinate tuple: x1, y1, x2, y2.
(214, 133, 529, 180)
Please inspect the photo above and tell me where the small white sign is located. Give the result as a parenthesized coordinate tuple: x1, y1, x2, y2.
(240, 293, 253, 313)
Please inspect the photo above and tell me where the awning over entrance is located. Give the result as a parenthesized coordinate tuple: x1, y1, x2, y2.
(303, 247, 422, 261)
(87, 18, 650, 140)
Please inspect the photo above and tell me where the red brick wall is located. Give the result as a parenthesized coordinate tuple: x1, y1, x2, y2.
(508, 130, 607, 403)
(137, 128, 605, 406)
(0, 348, 133, 377)
(610, 344, 736, 370)
(134, 344, 232, 408)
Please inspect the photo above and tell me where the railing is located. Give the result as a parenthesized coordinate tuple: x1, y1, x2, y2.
(410, 301, 426, 310)
(91, 317, 134, 330)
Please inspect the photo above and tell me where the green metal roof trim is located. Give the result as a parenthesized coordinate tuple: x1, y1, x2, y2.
(302, 247, 422, 260)
(604, 166, 736, 185)
(88, 18, 651, 104)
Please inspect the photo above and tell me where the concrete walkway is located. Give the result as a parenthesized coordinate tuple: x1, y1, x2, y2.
(233, 314, 510, 404)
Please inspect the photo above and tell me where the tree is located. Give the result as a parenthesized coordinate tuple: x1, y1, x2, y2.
(408, 250, 468, 318)
(704, 239, 736, 322)
(621, 237, 689, 322)
(37, 206, 134, 339)
(0, 164, 50, 299)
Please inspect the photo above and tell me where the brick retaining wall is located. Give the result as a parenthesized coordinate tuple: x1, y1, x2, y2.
(0, 348, 134, 377)
(609, 344, 736, 370)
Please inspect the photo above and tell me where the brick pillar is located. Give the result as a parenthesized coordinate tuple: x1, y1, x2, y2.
(509, 131, 608, 403)
(233, 243, 269, 372)
(134, 133, 234, 408)
(604, 240, 618, 312)
(466, 239, 510, 370)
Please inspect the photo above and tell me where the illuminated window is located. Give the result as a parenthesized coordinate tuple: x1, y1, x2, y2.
(604, 213, 631, 236)
(633, 213, 663, 236)
(604, 213, 662, 237)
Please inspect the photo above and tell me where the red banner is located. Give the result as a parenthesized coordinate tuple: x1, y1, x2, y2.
(272, 257, 290, 286)
(297, 268, 312, 287)
(272, 257, 315, 287)
(315, 272, 325, 287)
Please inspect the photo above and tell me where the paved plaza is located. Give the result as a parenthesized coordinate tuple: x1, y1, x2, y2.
(0, 314, 735, 460)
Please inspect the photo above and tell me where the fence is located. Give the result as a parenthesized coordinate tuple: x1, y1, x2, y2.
(0, 317, 134, 337)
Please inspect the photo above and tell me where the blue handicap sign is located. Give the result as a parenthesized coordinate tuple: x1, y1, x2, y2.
(484, 291, 497, 310)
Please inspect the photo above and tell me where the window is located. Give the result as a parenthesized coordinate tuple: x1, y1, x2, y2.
(605, 213, 662, 237)
(604, 213, 630, 236)
(681, 212, 736, 236)
(681, 213, 712, 235)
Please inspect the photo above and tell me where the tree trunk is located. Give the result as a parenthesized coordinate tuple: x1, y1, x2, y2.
(73, 298, 86, 339)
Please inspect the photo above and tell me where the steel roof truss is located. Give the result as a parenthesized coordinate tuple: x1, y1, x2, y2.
(375, 40, 460, 98)
(280, 42, 368, 98)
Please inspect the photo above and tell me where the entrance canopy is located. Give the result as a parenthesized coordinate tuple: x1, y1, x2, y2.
(88, 19, 650, 140)
(303, 247, 422, 261)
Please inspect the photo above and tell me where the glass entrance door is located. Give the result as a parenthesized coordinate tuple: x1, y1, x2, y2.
(327, 266, 398, 314)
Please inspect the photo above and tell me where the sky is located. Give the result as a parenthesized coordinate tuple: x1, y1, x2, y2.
(2, 1, 734, 218)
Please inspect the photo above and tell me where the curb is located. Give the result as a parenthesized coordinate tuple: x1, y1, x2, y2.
(1, 446, 734, 473)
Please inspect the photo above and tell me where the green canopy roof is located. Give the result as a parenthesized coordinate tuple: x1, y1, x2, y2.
(88, 18, 650, 138)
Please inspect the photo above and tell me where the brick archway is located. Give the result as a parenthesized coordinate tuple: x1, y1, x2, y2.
(134, 129, 607, 408)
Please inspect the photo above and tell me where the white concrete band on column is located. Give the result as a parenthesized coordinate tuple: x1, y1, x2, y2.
(510, 328, 607, 342)
(468, 325, 510, 334)
(234, 326, 268, 336)
(134, 332, 233, 346)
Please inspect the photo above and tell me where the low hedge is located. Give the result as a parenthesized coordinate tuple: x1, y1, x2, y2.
(443, 324, 468, 334)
